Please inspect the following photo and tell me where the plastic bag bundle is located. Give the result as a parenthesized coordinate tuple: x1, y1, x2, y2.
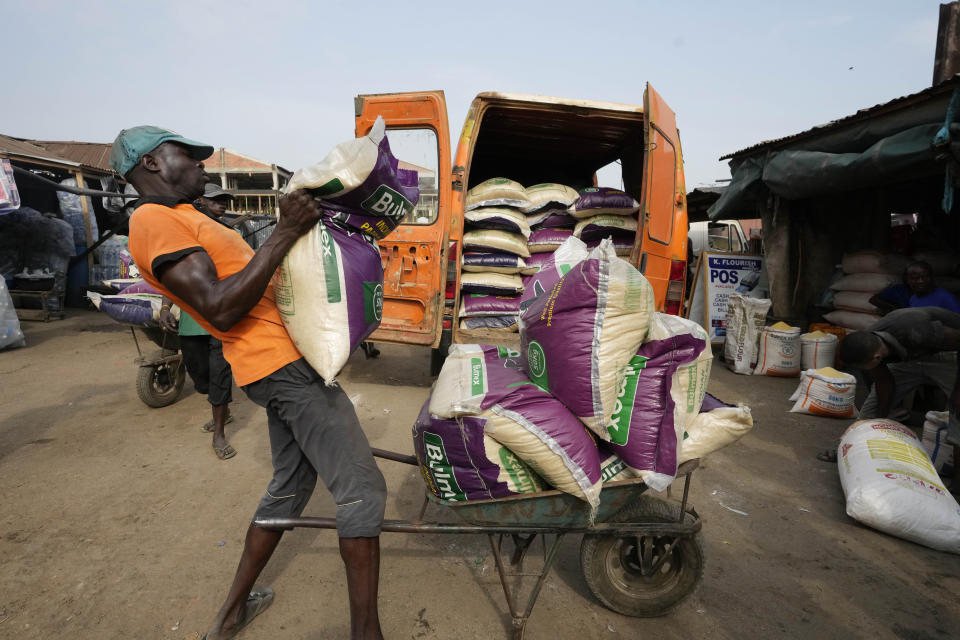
(789, 367, 856, 417)
(57, 178, 99, 250)
(412, 401, 545, 501)
(0, 277, 25, 350)
(284, 116, 420, 240)
(754, 322, 801, 376)
(520, 239, 655, 435)
(838, 418, 960, 554)
(605, 331, 705, 490)
(0, 159, 21, 214)
(272, 220, 384, 383)
(723, 294, 772, 374)
(430, 344, 602, 505)
(800, 330, 838, 370)
(921, 411, 954, 474)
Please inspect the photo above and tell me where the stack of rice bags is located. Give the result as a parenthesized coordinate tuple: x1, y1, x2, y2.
(569, 187, 640, 257)
(459, 178, 534, 333)
(416, 239, 751, 507)
(824, 250, 907, 331)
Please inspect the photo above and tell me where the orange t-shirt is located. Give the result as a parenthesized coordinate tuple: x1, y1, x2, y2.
(128, 201, 301, 386)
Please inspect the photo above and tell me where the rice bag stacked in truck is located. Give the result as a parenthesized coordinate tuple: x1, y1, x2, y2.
(276, 116, 419, 383)
(571, 187, 640, 257)
(427, 343, 603, 506)
(459, 178, 533, 333)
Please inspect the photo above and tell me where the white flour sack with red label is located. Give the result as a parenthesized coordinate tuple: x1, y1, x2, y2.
(839, 419, 960, 554)
(723, 294, 771, 375)
(789, 367, 856, 418)
(753, 324, 801, 376)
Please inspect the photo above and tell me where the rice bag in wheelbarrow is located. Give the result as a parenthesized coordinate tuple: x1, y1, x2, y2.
(604, 328, 706, 491)
(272, 219, 383, 384)
(519, 239, 654, 436)
(87, 289, 165, 326)
(284, 115, 420, 241)
(430, 344, 603, 506)
(412, 400, 545, 501)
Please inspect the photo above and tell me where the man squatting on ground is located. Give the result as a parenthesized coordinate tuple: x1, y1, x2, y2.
(839, 307, 960, 493)
(110, 126, 388, 640)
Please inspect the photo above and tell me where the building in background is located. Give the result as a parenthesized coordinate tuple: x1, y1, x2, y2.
(202, 148, 290, 215)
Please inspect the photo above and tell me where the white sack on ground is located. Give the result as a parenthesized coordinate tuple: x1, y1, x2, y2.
(723, 294, 771, 374)
(679, 405, 754, 463)
(838, 418, 960, 554)
(789, 367, 856, 418)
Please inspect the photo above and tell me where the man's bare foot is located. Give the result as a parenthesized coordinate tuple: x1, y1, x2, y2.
(204, 588, 274, 640)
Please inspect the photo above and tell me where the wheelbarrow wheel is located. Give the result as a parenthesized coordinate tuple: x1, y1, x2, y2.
(136, 354, 186, 408)
(580, 495, 704, 617)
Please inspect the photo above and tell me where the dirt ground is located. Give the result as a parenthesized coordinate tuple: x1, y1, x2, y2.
(2, 310, 959, 640)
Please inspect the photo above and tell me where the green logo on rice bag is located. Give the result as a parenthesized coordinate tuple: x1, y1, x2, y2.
(607, 354, 649, 444)
(497, 447, 541, 493)
(470, 357, 484, 396)
(526, 340, 548, 391)
(319, 223, 341, 303)
(423, 432, 465, 501)
(309, 177, 345, 197)
(600, 455, 629, 483)
(363, 282, 383, 323)
(361, 185, 414, 221)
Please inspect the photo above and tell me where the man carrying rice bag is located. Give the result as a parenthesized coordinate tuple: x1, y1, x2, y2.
(112, 126, 387, 640)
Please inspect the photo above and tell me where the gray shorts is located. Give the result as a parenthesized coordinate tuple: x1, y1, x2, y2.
(242, 359, 387, 538)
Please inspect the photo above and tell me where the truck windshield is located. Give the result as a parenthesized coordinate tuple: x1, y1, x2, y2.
(385, 128, 439, 225)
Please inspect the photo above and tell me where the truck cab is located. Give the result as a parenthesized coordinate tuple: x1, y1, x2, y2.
(354, 86, 688, 371)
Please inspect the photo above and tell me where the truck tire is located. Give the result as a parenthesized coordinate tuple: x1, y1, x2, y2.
(136, 355, 186, 408)
(580, 495, 704, 617)
(430, 327, 453, 377)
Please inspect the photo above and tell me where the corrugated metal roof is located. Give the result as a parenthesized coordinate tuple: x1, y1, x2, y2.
(720, 76, 960, 160)
(0, 134, 82, 168)
(30, 140, 114, 173)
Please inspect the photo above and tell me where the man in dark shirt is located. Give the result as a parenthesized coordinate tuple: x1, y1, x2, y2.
(839, 307, 960, 490)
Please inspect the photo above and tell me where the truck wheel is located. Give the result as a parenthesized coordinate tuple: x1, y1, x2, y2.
(430, 327, 452, 377)
(136, 356, 186, 408)
(580, 496, 704, 617)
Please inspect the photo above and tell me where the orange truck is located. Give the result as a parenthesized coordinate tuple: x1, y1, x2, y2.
(353, 86, 689, 373)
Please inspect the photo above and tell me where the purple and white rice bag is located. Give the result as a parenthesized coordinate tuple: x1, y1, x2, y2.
(462, 252, 538, 275)
(519, 236, 588, 313)
(460, 315, 518, 331)
(459, 293, 521, 318)
(605, 333, 705, 491)
(571, 187, 640, 219)
(460, 272, 524, 296)
(285, 116, 420, 240)
(528, 228, 573, 253)
(464, 207, 531, 238)
(586, 236, 634, 257)
(430, 344, 603, 505)
(88, 290, 161, 326)
(533, 211, 577, 229)
(573, 214, 638, 242)
(272, 220, 384, 383)
(412, 400, 544, 501)
(519, 240, 655, 436)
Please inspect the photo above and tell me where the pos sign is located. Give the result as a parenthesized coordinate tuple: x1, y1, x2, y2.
(686, 252, 766, 344)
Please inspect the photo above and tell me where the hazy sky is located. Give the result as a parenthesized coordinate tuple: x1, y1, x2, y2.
(3, 1, 944, 188)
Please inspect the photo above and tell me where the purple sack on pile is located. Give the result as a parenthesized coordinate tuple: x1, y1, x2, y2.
(519, 236, 589, 313)
(572, 187, 640, 217)
(533, 211, 576, 229)
(605, 334, 705, 487)
(459, 293, 521, 317)
(412, 401, 544, 501)
(286, 116, 420, 241)
(528, 228, 573, 252)
(119, 280, 161, 296)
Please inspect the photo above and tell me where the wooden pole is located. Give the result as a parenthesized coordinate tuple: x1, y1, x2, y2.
(933, 1, 960, 85)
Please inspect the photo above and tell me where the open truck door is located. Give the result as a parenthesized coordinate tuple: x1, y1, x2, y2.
(635, 83, 688, 314)
(354, 91, 452, 347)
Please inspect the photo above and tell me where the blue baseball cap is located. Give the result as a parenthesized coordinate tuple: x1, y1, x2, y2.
(110, 125, 213, 177)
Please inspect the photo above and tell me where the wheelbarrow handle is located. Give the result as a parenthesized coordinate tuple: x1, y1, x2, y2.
(371, 447, 417, 466)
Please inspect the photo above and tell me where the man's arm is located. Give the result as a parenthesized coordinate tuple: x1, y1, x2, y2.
(159, 296, 177, 333)
(872, 363, 895, 419)
(158, 190, 320, 332)
(868, 293, 900, 316)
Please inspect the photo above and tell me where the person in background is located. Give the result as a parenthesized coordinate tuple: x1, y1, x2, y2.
(837, 307, 960, 494)
(870, 261, 960, 315)
(159, 184, 239, 460)
(112, 125, 387, 640)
